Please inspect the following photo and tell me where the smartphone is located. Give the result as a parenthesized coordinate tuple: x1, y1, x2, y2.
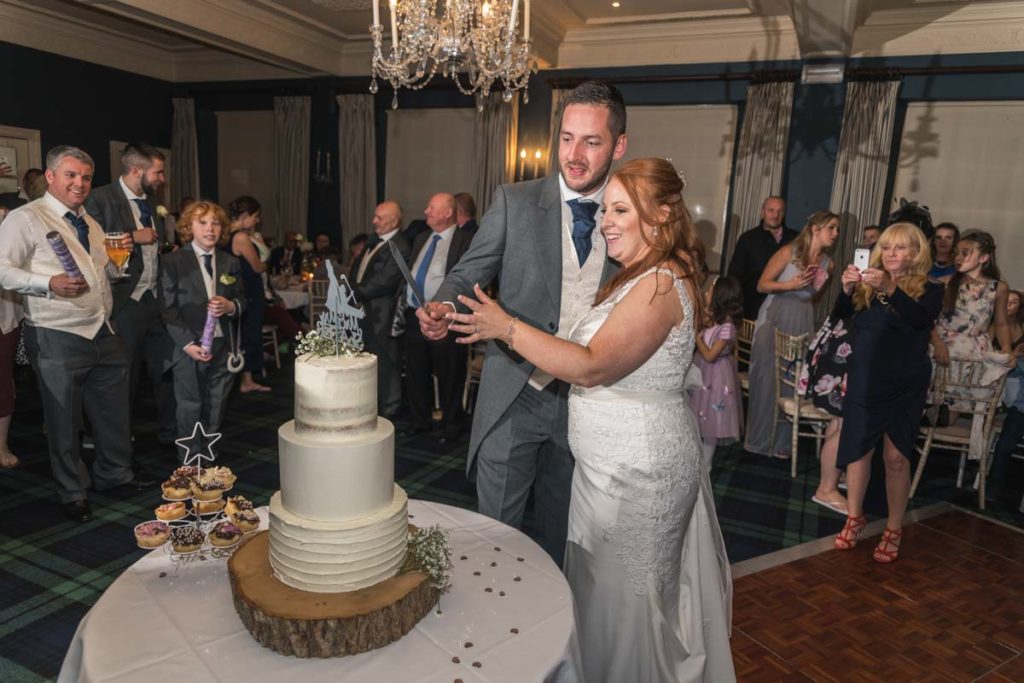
(853, 248, 870, 272)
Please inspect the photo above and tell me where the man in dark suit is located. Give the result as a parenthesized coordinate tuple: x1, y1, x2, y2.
(158, 201, 244, 460)
(402, 218, 429, 245)
(351, 200, 410, 417)
(85, 142, 177, 442)
(454, 192, 478, 236)
(267, 231, 303, 275)
(726, 196, 797, 320)
(403, 193, 474, 440)
(419, 81, 627, 562)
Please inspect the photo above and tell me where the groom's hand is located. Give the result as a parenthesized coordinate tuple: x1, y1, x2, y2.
(417, 302, 452, 340)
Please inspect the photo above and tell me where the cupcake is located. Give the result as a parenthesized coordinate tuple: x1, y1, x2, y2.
(195, 498, 226, 515)
(232, 509, 260, 533)
(225, 495, 253, 517)
(209, 521, 243, 548)
(203, 466, 236, 487)
(155, 501, 188, 521)
(191, 478, 227, 502)
(161, 476, 192, 500)
(170, 526, 204, 553)
(134, 521, 170, 548)
(172, 465, 199, 481)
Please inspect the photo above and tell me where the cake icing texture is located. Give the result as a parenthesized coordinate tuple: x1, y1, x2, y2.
(294, 353, 377, 441)
(269, 352, 409, 595)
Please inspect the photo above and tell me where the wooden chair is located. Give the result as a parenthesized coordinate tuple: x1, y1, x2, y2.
(462, 341, 487, 414)
(261, 324, 280, 373)
(912, 360, 1007, 508)
(769, 329, 831, 478)
(736, 318, 755, 398)
(308, 279, 329, 324)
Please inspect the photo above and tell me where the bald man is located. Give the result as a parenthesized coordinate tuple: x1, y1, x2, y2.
(403, 193, 474, 440)
(727, 196, 798, 319)
(352, 200, 411, 417)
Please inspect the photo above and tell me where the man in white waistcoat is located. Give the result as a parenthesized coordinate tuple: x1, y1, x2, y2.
(0, 146, 145, 522)
(419, 82, 627, 562)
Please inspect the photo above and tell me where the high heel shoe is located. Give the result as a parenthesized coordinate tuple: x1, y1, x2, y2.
(834, 514, 867, 550)
(872, 528, 903, 563)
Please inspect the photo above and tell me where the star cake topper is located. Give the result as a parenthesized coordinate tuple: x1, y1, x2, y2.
(175, 422, 222, 469)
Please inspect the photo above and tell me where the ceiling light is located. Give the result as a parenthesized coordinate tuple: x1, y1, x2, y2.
(612, 2, 620, 7)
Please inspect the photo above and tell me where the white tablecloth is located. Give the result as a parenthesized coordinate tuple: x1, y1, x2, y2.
(276, 286, 309, 311)
(58, 501, 580, 683)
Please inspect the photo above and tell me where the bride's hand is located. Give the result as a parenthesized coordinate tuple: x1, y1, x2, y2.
(446, 283, 511, 344)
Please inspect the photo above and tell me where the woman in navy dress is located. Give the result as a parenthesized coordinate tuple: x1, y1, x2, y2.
(832, 223, 943, 563)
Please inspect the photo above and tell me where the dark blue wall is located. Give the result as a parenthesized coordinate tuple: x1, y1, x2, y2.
(1, 42, 172, 185)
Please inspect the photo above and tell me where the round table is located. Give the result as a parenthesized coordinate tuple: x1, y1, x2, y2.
(58, 501, 580, 683)
(275, 286, 309, 311)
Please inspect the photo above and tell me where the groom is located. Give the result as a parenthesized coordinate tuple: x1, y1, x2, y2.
(419, 81, 627, 562)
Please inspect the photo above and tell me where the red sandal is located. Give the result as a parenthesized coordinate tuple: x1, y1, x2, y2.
(872, 528, 903, 563)
(834, 514, 867, 550)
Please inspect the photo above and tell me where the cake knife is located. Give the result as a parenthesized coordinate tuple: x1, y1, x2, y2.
(388, 239, 426, 309)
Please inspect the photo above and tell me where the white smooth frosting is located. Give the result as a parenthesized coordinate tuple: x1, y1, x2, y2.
(278, 418, 394, 522)
(294, 353, 377, 441)
(269, 486, 409, 593)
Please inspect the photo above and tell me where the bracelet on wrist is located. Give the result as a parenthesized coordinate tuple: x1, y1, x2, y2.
(504, 317, 518, 351)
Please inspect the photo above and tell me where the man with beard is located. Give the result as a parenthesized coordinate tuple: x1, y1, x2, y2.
(418, 81, 627, 563)
(86, 142, 177, 444)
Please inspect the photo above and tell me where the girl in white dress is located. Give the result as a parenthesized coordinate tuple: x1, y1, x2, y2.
(447, 158, 735, 683)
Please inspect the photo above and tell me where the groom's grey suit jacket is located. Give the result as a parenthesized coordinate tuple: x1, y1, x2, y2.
(434, 175, 619, 470)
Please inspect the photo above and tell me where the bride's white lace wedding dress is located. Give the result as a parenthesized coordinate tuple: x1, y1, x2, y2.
(566, 268, 735, 683)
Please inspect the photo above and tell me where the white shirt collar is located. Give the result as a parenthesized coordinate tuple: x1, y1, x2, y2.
(191, 241, 215, 257)
(118, 176, 145, 201)
(558, 173, 608, 205)
(378, 228, 399, 242)
(431, 225, 457, 241)
(44, 191, 85, 219)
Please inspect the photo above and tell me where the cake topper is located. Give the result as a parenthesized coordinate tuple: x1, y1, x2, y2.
(295, 261, 365, 357)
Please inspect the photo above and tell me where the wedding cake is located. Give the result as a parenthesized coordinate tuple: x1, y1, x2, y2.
(268, 353, 409, 593)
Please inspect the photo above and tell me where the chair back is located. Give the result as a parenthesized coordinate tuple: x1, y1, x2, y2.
(930, 359, 1007, 429)
(773, 329, 808, 398)
(309, 279, 330, 323)
(737, 318, 755, 365)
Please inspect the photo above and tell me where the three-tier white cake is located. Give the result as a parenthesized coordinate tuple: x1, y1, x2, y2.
(268, 353, 409, 593)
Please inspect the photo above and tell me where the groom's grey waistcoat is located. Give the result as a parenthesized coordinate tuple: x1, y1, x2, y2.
(433, 175, 618, 469)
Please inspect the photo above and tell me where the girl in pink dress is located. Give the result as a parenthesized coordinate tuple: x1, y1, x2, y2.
(689, 275, 745, 467)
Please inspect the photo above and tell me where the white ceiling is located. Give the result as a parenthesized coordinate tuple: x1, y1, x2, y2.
(1, 0, 1023, 82)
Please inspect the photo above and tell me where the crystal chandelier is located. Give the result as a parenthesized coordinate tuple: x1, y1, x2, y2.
(365, 0, 537, 108)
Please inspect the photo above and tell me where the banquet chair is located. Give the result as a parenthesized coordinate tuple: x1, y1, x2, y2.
(985, 413, 1024, 513)
(308, 279, 329, 323)
(737, 318, 755, 397)
(462, 340, 487, 413)
(769, 329, 830, 478)
(261, 325, 280, 372)
(911, 360, 1007, 508)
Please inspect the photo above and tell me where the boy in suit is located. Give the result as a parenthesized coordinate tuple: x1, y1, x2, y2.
(159, 200, 244, 461)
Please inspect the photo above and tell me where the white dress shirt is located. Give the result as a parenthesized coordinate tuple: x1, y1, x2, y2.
(356, 228, 399, 284)
(0, 193, 113, 339)
(407, 225, 455, 308)
(191, 241, 222, 339)
(118, 177, 159, 301)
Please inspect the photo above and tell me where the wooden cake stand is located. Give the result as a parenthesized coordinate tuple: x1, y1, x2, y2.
(228, 530, 440, 658)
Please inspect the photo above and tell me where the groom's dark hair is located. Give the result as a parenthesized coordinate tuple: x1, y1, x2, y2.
(562, 81, 626, 140)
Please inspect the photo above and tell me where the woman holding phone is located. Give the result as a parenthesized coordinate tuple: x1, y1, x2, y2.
(745, 210, 839, 458)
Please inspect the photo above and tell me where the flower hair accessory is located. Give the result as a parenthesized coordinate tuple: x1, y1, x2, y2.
(663, 157, 687, 189)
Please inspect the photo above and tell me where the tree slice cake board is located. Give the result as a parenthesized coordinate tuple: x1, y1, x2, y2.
(229, 530, 440, 658)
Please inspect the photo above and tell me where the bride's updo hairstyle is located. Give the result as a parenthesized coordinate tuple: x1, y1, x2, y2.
(594, 157, 706, 314)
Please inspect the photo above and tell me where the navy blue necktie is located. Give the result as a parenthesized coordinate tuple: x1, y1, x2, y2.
(132, 199, 153, 228)
(202, 253, 213, 277)
(567, 199, 599, 267)
(413, 234, 441, 305)
(64, 211, 90, 252)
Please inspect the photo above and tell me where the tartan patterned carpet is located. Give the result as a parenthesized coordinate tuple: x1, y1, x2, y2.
(1, 356, 1020, 682)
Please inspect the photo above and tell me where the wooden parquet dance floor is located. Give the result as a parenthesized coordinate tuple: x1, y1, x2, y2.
(731, 510, 1024, 682)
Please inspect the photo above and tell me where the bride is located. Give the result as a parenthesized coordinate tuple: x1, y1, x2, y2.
(447, 158, 734, 683)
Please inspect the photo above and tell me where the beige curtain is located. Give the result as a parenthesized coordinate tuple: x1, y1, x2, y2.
(338, 94, 377, 250)
(273, 96, 311, 244)
(724, 81, 795, 267)
(473, 92, 519, 215)
(170, 97, 199, 209)
(816, 80, 902, 322)
(547, 87, 567, 175)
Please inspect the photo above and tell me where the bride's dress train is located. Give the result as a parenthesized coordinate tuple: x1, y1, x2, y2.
(565, 268, 735, 683)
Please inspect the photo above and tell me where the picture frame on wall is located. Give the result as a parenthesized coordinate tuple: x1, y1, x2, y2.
(0, 125, 42, 195)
